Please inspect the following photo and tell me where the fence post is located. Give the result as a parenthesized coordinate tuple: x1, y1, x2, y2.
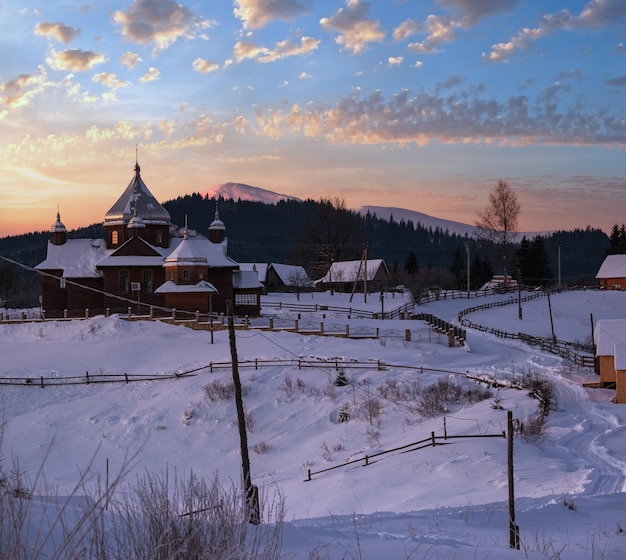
(269, 317, 273, 330)
(149, 306, 154, 319)
(306, 468, 311, 482)
(448, 328, 455, 347)
(85, 308, 89, 319)
(106, 307, 110, 317)
(405, 329, 411, 341)
(320, 322, 324, 334)
(345, 324, 350, 337)
(128, 307, 132, 319)
(86, 371, 90, 384)
(40, 376, 44, 388)
(64, 309, 68, 319)
(431, 431, 436, 446)
(376, 327, 379, 339)
(172, 308, 176, 320)
(196, 310, 200, 324)
(295, 319, 299, 332)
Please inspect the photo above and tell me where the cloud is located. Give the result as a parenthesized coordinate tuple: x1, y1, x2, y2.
(482, 26, 545, 62)
(254, 87, 626, 147)
(437, 0, 522, 26)
(120, 51, 142, 69)
(233, 36, 319, 63)
(392, 19, 422, 42)
(192, 58, 219, 73)
(112, 0, 212, 54)
(34, 21, 80, 43)
(0, 66, 48, 109)
(234, 0, 312, 29)
(388, 56, 403, 67)
(139, 67, 160, 82)
(613, 42, 626, 54)
(606, 75, 626, 87)
(484, 0, 626, 62)
(92, 72, 130, 90)
(320, 0, 385, 54)
(46, 48, 106, 71)
(407, 15, 459, 54)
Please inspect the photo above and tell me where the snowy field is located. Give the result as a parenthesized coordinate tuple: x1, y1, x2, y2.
(1, 289, 626, 559)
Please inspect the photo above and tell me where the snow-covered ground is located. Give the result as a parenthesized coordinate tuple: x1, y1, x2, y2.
(1, 289, 625, 559)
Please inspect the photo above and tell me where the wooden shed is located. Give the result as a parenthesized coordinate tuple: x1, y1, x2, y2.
(614, 344, 626, 404)
(595, 255, 626, 290)
(593, 319, 626, 386)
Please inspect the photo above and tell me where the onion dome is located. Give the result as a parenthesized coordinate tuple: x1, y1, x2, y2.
(51, 210, 66, 233)
(208, 204, 225, 243)
(127, 207, 146, 230)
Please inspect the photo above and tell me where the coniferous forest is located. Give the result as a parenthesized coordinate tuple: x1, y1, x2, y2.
(0, 194, 611, 307)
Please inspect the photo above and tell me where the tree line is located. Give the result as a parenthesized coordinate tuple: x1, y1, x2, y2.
(0, 192, 611, 307)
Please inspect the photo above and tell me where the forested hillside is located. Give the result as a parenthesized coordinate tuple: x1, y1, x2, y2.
(0, 194, 610, 307)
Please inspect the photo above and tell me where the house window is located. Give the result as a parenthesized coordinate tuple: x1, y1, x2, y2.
(112, 231, 119, 245)
(143, 270, 153, 294)
(183, 269, 190, 280)
(59, 277, 66, 289)
(235, 293, 257, 306)
(119, 269, 129, 293)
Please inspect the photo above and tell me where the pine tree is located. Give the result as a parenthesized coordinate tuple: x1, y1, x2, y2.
(450, 246, 466, 289)
(404, 251, 419, 275)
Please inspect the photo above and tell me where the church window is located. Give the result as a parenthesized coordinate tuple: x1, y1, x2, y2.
(183, 269, 190, 280)
(59, 277, 66, 289)
(143, 270, 153, 294)
(235, 293, 257, 306)
(119, 269, 129, 293)
(156, 230, 163, 245)
(112, 231, 119, 245)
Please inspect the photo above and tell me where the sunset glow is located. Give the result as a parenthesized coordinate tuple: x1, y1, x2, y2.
(1, 0, 625, 237)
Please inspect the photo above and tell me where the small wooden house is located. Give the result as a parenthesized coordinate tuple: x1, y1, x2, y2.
(595, 255, 626, 290)
(593, 319, 626, 388)
(614, 344, 626, 404)
(314, 259, 391, 292)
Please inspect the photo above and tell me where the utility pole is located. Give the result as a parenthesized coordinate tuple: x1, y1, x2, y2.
(517, 269, 522, 320)
(547, 291, 556, 343)
(508, 410, 520, 549)
(466, 242, 471, 298)
(226, 300, 259, 524)
(557, 241, 562, 291)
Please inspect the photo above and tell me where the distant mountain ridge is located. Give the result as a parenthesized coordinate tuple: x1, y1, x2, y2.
(204, 182, 478, 236)
(203, 182, 301, 204)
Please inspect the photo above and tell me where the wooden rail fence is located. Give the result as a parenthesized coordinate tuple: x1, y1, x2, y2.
(304, 429, 506, 481)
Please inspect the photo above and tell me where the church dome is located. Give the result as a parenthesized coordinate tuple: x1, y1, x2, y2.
(104, 163, 171, 226)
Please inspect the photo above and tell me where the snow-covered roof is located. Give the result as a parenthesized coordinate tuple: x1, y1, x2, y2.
(269, 263, 313, 286)
(165, 237, 208, 266)
(233, 270, 263, 290)
(104, 163, 171, 226)
(35, 239, 111, 278)
(239, 263, 268, 282)
(315, 259, 388, 284)
(596, 255, 626, 279)
(155, 280, 218, 294)
(594, 319, 626, 355)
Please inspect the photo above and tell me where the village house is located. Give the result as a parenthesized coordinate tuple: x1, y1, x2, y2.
(593, 318, 626, 403)
(314, 259, 391, 293)
(595, 254, 626, 290)
(35, 163, 263, 318)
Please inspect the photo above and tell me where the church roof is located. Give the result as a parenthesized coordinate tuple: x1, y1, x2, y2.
(35, 239, 112, 277)
(104, 163, 171, 226)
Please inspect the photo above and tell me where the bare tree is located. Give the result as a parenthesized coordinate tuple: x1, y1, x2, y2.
(302, 197, 362, 283)
(475, 180, 521, 287)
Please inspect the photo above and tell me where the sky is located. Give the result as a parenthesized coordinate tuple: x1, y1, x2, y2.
(0, 0, 625, 238)
(1, 289, 626, 558)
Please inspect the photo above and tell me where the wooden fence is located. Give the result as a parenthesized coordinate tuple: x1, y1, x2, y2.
(457, 291, 595, 367)
(0, 358, 520, 389)
(304, 428, 506, 481)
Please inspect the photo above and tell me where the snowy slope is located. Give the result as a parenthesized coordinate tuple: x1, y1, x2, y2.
(1, 290, 626, 559)
(203, 182, 301, 204)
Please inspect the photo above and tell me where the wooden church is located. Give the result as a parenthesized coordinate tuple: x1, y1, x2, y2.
(36, 163, 263, 318)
